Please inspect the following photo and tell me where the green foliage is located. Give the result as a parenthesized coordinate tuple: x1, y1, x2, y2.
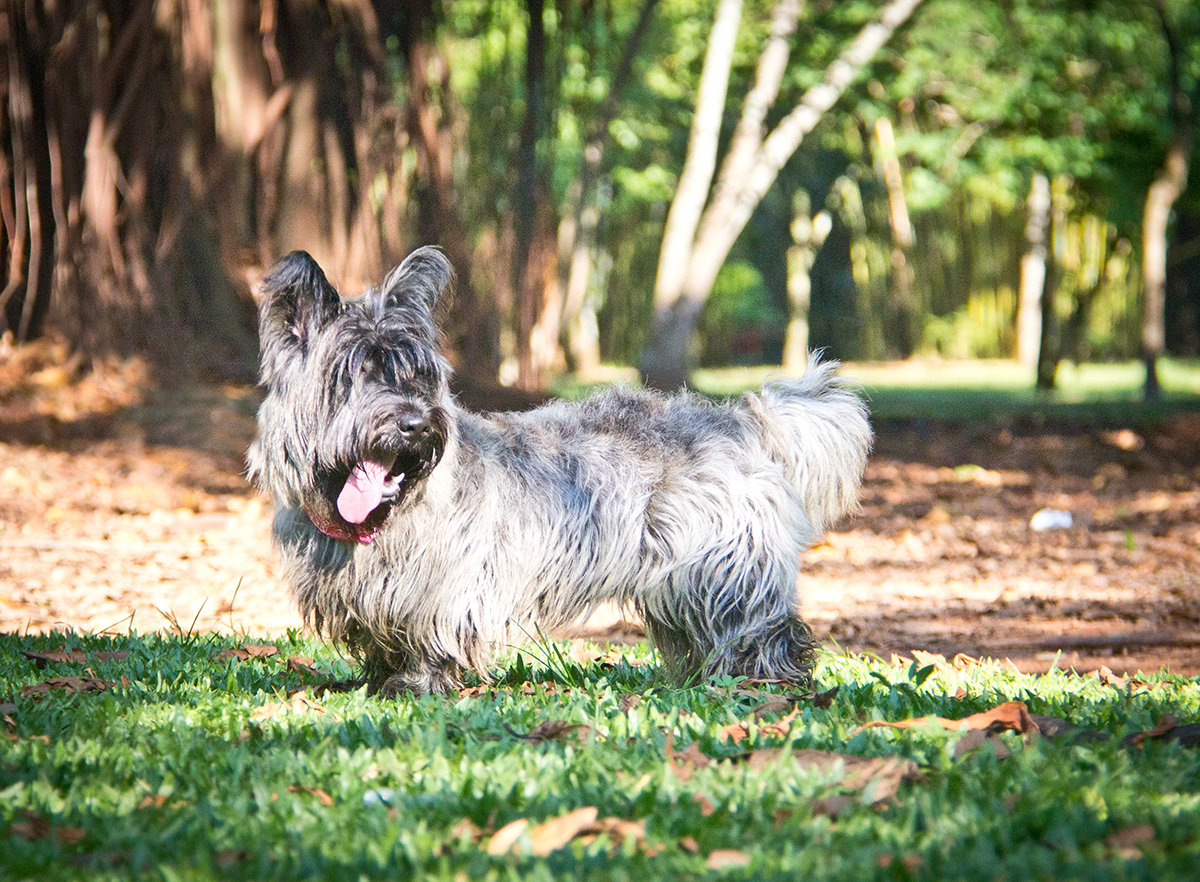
(4, 630, 1200, 880)
(699, 262, 786, 366)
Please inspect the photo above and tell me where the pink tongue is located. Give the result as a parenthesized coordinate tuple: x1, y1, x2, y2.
(337, 461, 390, 524)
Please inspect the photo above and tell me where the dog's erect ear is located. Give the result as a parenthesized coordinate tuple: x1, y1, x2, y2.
(381, 246, 455, 312)
(259, 251, 341, 355)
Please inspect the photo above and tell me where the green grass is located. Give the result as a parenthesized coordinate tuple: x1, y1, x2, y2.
(4, 631, 1200, 880)
(688, 358, 1200, 423)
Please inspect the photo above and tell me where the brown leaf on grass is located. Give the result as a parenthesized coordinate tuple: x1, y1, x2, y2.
(215, 849, 250, 868)
(910, 650, 947, 667)
(679, 836, 700, 854)
(719, 722, 752, 745)
(693, 793, 716, 816)
(1124, 715, 1180, 747)
(812, 686, 839, 709)
(287, 785, 334, 806)
(752, 696, 795, 718)
(21, 649, 87, 667)
(786, 749, 920, 805)
(719, 706, 799, 745)
(1091, 665, 1130, 689)
(619, 694, 641, 713)
(95, 651, 130, 662)
(242, 643, 279, 658)
(485, 818, 530, 855)
(215, 643, 279, 662)
(20, 676, 117, 698)
(458, 684, 490, 698)
(10, 810, 86, 845)
(1106, 824, 1155, 860)
(665, 732, 711, 782)
(138, 795, 169, 809)
(249, 691, 336, 722)
(951, 728, 1011, 760)
(877, 854, 924, 872)
(860, 700, 1040, 736)
(706, 849, 750, 870)
(526, 807, 600, 856)
(450, 818, 483, 841)
(285, 656, 319, 675)
(510, 720, 591, 743)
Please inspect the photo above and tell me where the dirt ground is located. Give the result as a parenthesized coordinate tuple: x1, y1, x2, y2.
(3, 343, 1200, 677)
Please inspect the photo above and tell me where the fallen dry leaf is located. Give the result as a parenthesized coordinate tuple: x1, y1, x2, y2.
(511, 720, 590, 743)
(285, 656, 319, 675)
(287, 785, 334, 806)
(951, 727, 1011, 760)
(526, 806, 599, 856)
(249, 691, 335, 722)
(215, 643, 279, 662)
(812, 686, 839, 709)
(1125, 715, 1180, 747)
(719, 706, 799, 745)
(706, 849, 751, 870)
(20, 676, 117, 698)
(860, 700, 1040, 736)
(1106, 824, 1155, 860)
(665, 733, 712, 782)
(21, 649, 87, 667)
(10, 810, 86, 845)
(486, 819, 530, 856)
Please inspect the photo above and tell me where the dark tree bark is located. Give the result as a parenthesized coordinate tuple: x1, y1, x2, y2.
(0, 0, 434, 383)
(397, 0, 500, 383)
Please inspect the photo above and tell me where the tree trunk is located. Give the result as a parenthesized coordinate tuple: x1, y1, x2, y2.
(402, 4, 499, 382)
(1016, 173, 1051, 368)
(512, 0, 547, 390)
(641, 0, 926, 389)
(782, 190, 830, 371)
(1035, 178, 1067, 392)
(650, 0, 742, 317)
(873, 115, 916, 355)
(1142, 0, 1194, 400)
(553, 0, 659, 376)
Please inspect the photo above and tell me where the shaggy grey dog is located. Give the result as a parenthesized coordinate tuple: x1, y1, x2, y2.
(248, 247, 871, 695)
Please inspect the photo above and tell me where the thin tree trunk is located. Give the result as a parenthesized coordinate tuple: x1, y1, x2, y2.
(782, 189, 829, 370)
(1143, 0, 1194, 400)
(553, 0, 659, 375)
(650, 0, 742, 315)
(684, 0, 925, 302)
(1035, 178, 1067, 391)
(1016, 173, 1051, 368)
(641, 0, 925, 389)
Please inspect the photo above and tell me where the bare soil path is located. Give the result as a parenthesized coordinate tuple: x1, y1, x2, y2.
(3, 347, 1199, 676)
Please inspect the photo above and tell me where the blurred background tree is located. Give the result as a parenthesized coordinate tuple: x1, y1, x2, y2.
(2, 0, 1198, 396)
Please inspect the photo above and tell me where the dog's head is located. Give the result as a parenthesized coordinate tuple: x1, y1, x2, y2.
(248, 247, 454, 544)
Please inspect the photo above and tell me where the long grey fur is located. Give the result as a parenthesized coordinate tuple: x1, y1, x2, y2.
(248, 246, 872, 695)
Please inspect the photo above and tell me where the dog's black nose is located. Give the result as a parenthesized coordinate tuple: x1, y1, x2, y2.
(398, 412, 428, 436)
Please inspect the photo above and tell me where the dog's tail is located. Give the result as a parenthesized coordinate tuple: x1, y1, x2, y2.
(748, 355, 872, 536)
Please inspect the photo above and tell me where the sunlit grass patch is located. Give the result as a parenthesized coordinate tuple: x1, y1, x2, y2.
(3, 630, 1200, 880)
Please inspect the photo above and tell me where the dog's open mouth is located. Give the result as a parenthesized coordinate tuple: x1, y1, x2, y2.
(305, 443, 441, 544)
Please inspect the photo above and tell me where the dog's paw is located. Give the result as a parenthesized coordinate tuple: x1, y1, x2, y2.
(375, 668, 461, 699)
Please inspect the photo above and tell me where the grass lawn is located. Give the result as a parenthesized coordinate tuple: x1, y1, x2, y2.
(3, 630, 1200, 880)
(554, 358, 1200, 423)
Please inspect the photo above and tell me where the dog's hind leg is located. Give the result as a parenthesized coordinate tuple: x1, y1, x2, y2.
(641, 550, 816, 687)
